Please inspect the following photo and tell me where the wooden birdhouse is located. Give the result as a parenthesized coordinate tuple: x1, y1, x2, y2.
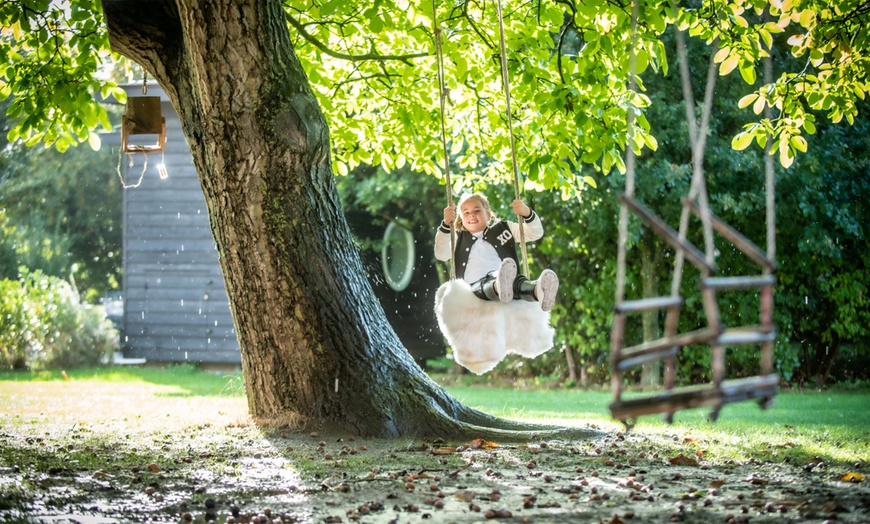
(121, 95, 166, 153)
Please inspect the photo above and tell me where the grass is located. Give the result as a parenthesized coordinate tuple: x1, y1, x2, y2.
(0, 363, 245, 397)
(444, 382, 870, 467)
(2, 365, 868, 469)
(3, 366, 870, 524)
(0, 365, 250, 440)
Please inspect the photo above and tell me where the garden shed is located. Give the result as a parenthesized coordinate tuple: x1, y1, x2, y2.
(112, 84, 443, 366)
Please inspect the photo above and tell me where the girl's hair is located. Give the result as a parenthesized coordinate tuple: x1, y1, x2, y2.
(454, 192, 496, 231)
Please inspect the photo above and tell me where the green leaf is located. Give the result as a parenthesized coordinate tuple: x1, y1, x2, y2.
(55, 136, 71, 153)
(753, 93, 766, 115)
(779, 141, 794, 168)
(732, 131, 753, 151)
(719, 54, 739, 76)
(320, 0, 343, 16)
(713, 47, 730, 63)
(790, 135, 808, 153)
(739, 62, 756, 84)
(760, 28, 773, 50)
(87, 131, 101, 151)
(738, 93, 758, 108)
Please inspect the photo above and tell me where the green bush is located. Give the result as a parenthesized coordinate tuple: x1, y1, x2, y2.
(0, 269, 117, 370)
(0, 278, 30, 368)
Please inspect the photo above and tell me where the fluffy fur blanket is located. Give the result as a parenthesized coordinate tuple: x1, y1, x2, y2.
(434, 279, 555, 374)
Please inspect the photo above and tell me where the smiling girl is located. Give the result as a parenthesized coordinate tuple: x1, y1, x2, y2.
(434, 192, 558, 311)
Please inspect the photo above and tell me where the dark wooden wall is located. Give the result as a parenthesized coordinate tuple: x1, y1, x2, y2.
(117, 84, 240, 364)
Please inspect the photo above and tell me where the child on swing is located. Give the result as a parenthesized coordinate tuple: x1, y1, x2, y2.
(434, 192, 559, 311)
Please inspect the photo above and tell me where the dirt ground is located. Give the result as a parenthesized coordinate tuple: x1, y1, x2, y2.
(1, 381, 869, 523)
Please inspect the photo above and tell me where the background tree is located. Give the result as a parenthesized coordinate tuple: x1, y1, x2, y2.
(774, 105, 870, 386)
(0, 103, 122, 301)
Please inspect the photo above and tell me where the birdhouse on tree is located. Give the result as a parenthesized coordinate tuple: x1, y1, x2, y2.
(121, 95, 166, 154)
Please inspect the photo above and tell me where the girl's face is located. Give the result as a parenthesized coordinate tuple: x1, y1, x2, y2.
(460, 198, 491, 233)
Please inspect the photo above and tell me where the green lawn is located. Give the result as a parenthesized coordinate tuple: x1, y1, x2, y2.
(2, 366, 867, 468)
(445, 382, 870, 466)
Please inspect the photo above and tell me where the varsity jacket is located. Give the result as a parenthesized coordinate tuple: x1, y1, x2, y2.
(434, 211, 543, 281)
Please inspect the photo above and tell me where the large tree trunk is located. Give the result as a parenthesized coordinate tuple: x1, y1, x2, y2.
(103, 0, 599, 440)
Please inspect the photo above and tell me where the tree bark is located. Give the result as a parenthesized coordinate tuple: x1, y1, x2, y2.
(103, 0, 600, 441)
(563, 342, 578, 384)
(639, 230, 662, 387)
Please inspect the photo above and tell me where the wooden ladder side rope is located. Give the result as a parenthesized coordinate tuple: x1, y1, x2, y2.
(610, 0, 642, 419)
(431, 0, 456, 280)
(495, 0, 529, 277)
(674, 15, 720, 288)
(661, 7, 722, 397)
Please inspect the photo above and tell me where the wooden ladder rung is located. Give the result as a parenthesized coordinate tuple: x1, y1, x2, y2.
(701, 275, 776, 290)
(619, 328, 717, 359)
(609, 374, 779, 420)
(616, 347, 679, 371)
(615, 296, 683, 313)
(620, 195, 716, 273)
(716, 327, 776, 346)
(616, 329, 718, 372)
(719, 374, 779, 398)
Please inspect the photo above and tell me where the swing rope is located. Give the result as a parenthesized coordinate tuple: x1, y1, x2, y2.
(432, 0, 530, 279)
(614, 0, 640, 304)
(431, 0, 457, 280)
(495, 0, 529, 277)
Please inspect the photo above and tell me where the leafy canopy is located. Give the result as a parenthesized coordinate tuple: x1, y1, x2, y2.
(2, 0, 869, 191)
(0, 0, 126, 152)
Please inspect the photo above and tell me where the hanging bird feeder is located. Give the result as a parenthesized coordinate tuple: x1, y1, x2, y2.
(115, 74, 170, 189)
(121, 94, 166, 154)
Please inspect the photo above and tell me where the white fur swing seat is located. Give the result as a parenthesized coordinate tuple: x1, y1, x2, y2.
(434, 279, 555, 374)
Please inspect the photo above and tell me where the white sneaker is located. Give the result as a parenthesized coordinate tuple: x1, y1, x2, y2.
(496, 258, 517, 303)
(535, 269, 559, 312)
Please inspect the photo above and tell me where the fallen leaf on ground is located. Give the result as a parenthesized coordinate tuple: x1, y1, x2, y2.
(840, 472, 866, 482)
(745, 475, 767, 485)
(430, 447, 455, 455)
(469, 438, 499, 450)
(454, 490, 475, 502)
(668, 453, 699, 466)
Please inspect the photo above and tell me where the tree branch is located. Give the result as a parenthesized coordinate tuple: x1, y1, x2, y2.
(285, 13, 429, 64)
(103, 0, 190, 107)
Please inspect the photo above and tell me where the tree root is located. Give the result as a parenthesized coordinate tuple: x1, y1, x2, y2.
(394, 372, 606, 443)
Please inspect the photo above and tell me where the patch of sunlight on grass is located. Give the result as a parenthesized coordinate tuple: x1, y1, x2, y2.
(0, 367, 249, 433)
(443, 384, 870, 467)
(0, 365, 244, 398)
(445, 386, 613, 421)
